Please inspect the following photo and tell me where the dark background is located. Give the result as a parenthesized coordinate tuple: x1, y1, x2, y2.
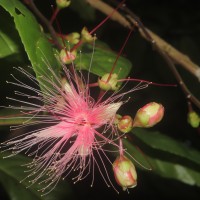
(1, 0, 200, 199)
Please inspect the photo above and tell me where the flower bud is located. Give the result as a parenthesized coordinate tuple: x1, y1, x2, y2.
(65, 32, 80, 45)
(187, 111, 200, 128)
(98, 73, 119, 91)
(59, 49, 76, 64)
(56, 0, 71, 9)
(118, 115, 133, 133)
(114, 114, 122, 125)
(81, 27, 94, 43)
(133, 102, 164, 128)
(113, 155, 137, 190)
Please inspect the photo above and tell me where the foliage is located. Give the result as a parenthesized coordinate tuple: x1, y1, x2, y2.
(0, 0, 200, 200)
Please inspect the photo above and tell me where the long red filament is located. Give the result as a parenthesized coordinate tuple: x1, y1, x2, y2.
(88, 79, 176, 88)
(106, 28, 134, 83)
(70, 0, 126, 52)
(118, 78, 177, 87)
(50, 7, 60, 24)
(89, 0, 126, 35)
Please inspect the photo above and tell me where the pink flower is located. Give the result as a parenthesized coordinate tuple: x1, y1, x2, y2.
(0, 0, 168, 195)
(2, 63, 148, 194)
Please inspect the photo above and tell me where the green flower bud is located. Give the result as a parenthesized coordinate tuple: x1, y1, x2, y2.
(59, 49, 76, 64)
(113, 155, 137, 190)
(118, 115, 133, 133)
(65, 32, 80, 45)
(81, 27, 94, 43)
(98, 73, 119, 91)
(56, 0, 71, 9)
(133, 102, 164, 128)
(188, 111, 200, 128)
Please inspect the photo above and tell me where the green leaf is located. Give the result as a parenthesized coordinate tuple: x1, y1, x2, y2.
(132, 128, 200, 166)
(123, 129, 200, 187)
(0, 9, 19, 58)
(0, 8, 21, 59)
(0, 30, 18, 58)
(0, 152, 74, 200)
(0, 108, 35, 126)
(124, 139, 200, 187)
(75, 43, 132, 79)
(0, 0, 61, 91)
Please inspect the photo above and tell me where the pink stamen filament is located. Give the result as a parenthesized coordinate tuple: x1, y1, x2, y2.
(0, 109, 42, 119)
(118, 78, 177, 87)
(88, 83, 99, 88)
(88, 79, 176, 88)
(119, 139, 124, 156)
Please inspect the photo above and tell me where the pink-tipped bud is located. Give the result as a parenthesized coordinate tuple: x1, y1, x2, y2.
(56, 0, 71, 9)
(118, 115, 133, 133)
(187, 111, 200, 128)
(81, 27, 95, 43)
(133, 102, 164, 128)
(65, 32, 80, 45)
(98, 73, 119, 91)
(59, 49, 76, 64)
(113, 155, 137, 190)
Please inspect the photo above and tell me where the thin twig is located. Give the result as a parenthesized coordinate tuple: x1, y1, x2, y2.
(24, 0, 62, 50)
(139, 28, 200, 81)
(124, 11, 200, 81)
(86, 0, 131, 28)
(86, 0, 200, 81)
(125, 14, 200, 108)
(86, 0, 200, 109)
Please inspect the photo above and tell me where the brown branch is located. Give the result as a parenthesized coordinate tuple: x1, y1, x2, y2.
(125, 14, 200, 108)
(24, 0, 62, 50)
(86, 0, 200, 109)
(153, 45, 200, 108)
(86, 0, 131, 28)
(137, 27, 200, 81)
(86, 0, 200, 80)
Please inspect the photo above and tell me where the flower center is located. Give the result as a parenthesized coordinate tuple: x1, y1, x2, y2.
(75, 113, 89, 126)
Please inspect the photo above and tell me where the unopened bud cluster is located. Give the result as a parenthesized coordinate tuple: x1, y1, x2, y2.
(115, 102, 164, 134)
(112, 102, 164, 191)
(59, 27, 95, 65)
